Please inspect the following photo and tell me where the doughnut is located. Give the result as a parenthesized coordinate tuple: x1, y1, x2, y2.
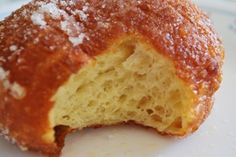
(0, 0, 224, 156)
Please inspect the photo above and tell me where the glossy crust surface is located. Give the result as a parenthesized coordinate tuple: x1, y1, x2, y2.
(0, 0, 224, 155)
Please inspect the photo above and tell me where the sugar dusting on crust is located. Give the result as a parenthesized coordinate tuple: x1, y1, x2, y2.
(69, 33, 86, 46)
(0, 67, 11, 90)
(9, 45, 18, 52)
(75, 9, 88, 21)
(0, 127, 28, 151)
(30, 0, 88, 46)
(10, 82, 26, 100)
(31, 1, 64, 27)
(0, 68, 27, 148)
(38, 2, 63, 19)
(0, 128, 17, 145)
(0, 67, 9, 81)
(0, 67, 26, 99)
(31, 12, 47, 28)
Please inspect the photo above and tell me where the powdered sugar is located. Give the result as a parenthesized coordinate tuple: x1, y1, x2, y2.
(60, 18, 86, 46)
(69, 33, 86, 46)
(0, 127, 16, 144)
(74, 5, 89, 21)
(31, 12, 47, 27)
(83, 3, 89, 11)
(60, 20, 74, 35)
(75, 10, 88, 21)
(0, 126, 28, 151)
(31, 0, 87, 46)
(0, 67, 9, 81)
(39, 2, 62, 19)
(18, 145, 28, 151)
(9, 45, 18, 52)
(0, 67, 10, 92)
(0, 67, 26, 99)
(60, 1, 67, 7)
(0, 57, 6, 63)
(10, 82, 26, 100)
(0, 127, 9, 136)
(0, 68, 27, 148)
(31, 1, 64, 27)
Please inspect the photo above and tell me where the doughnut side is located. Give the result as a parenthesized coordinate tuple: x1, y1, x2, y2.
(0, 0, 224, 155)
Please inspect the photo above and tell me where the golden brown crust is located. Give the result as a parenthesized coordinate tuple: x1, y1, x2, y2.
(0, 0, 224, 155)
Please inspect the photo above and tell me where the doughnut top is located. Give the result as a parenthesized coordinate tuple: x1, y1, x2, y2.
(0, 0, 224, 94)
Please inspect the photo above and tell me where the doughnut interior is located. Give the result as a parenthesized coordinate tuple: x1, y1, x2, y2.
(51, 37, 196, 136)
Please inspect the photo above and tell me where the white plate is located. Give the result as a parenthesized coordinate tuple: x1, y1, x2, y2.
(0, 1, 236, 157)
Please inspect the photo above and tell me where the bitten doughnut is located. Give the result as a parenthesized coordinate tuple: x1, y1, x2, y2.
(0, 0, 224, 156)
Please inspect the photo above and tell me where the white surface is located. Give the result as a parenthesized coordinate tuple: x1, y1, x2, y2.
(0, 1, 236, 157)
(193, 0, 236, 13)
